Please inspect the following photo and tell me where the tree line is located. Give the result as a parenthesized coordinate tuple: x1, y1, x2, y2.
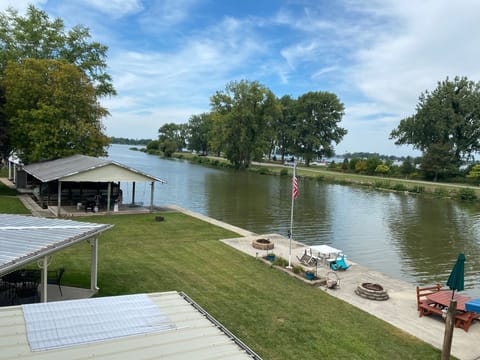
(152, 76, 480, 181)
(150, 80, 347, 169)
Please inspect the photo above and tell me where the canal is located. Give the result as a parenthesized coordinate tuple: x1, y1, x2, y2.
(108, 144, 480, 296)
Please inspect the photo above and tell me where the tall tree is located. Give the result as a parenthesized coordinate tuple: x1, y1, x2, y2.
(0, 5, 115, 161)
(0, 6, 115, 97)
(158, 123, 187, 157)
(187, 113, 213, 155)
(420, 143, 457, 181)
(390, 76, 480, 172)
(294, 91, 347, 166)
(210, 80, 277, 168)
(273, 95, 296, 161)
(3, 59, 110, 163)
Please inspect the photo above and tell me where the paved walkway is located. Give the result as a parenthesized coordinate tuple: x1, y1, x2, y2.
(174, 206, 479, 360)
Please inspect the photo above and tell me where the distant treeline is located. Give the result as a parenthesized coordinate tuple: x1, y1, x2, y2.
(340, 152, 418, 162)
(110, 137, 152, 145)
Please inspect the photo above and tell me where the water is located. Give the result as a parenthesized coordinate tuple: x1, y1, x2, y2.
(107, 144, 480, 297)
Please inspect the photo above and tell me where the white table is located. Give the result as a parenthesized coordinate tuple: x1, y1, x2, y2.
(309, 245, 343, 265)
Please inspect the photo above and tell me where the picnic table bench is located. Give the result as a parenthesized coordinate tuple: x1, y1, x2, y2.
(416, 285, 480, 332)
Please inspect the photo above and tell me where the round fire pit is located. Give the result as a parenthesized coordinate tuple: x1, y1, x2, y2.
(252, 238, 274, 250)
(355, 282, 389, 301)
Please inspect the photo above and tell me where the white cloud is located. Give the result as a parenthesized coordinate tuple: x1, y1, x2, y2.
(0, 0, 46, 12)
(83, 0, 143, 17)
(349, 1, 480, 116)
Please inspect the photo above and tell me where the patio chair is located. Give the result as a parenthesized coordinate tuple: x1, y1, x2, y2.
(329, 255, 351, 271)
(15, 270, 40, 304)
(48, 267, 65, 296)
(296, 249, 317, 267)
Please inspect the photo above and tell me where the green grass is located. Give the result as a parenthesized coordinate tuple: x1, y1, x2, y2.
(44, 212, 441, 359)
(0, 195, 30, 213)
(0, 181, 18, 196)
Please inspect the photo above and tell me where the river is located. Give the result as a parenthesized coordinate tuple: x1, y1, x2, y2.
(107, 144, 480, 297)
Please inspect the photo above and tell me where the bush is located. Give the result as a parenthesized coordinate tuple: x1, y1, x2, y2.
(456, 188, 477, 201)
(391, 183, 406, 192)
(292, 265, 303, 274)
(316, 175, 325, 182)
(280, 168, 289, 176)
(409, 185, 424, 193)
(273, 257, 289, 267)
(433, 188, 449, 198)
(257, 168, 271, 175)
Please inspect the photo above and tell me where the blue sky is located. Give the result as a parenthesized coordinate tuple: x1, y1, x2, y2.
(2, 0, 480, 156)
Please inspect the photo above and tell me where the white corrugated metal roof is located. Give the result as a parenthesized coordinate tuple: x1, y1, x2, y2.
(0, 291, 261, 359)
(0, 214, 113, 275)
(22, 154, 166, 183)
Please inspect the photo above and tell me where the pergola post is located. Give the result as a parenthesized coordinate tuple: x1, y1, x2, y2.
(40, 256, 48, 303)
(107, 182, 112, 213)
(150, 181, 155, 211)
(132, 182, 136, 205)
(90, 237, 99, 292)
(57, 181, 62, 217)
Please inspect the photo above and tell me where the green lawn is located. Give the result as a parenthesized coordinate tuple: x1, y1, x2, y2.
(45, 212, 441, 359)
(0, 195, 30, 214)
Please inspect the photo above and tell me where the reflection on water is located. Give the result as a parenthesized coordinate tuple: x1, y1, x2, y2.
(107, 144, 480, 297)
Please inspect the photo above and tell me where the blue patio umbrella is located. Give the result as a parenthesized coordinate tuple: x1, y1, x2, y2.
(446, 253, 465, 299)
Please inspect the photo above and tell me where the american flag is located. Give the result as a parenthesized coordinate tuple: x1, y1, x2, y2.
(293, 175, 298, 200)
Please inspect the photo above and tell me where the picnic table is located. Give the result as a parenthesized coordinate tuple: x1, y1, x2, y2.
(309, 245, 343, 265)
(424, 291, 480, 332)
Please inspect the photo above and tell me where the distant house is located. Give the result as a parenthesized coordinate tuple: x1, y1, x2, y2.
(9, 154, 166, 217)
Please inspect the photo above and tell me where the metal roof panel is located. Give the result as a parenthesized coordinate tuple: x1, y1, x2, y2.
(0, 292, 261, 360)
(0, 214, 112, 275)
(22, 154, 166, 183)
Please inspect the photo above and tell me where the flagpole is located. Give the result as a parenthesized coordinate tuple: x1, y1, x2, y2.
(288, 161, 296, 268)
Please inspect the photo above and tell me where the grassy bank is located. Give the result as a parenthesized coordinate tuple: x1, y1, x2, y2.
(171, 152, 480, 201)
(40, 212, 440, 359)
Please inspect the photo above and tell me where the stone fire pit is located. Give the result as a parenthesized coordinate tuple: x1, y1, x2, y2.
(355, 282, 389, 301)
(252, 238, 274, 251)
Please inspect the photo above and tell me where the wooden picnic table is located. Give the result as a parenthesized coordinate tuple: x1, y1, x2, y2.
(425, 291, 480, 332)
(427, 291, 469, 311)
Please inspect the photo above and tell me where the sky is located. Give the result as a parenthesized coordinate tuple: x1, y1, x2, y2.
(2, 0, 480, 156)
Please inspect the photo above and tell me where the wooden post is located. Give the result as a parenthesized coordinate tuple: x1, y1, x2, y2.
(441, 299, 457, 360)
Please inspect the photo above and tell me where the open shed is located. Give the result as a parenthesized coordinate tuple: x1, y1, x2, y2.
(14, 155, 166, 217)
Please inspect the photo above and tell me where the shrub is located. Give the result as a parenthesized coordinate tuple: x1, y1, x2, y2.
(456, 188, 477, 201)
(316, 175, 325, 182)
(292, 265, 303, 274)
(391, 183, 406, 192)
(273, 257, 289, 267)
(409, 185, 424, 193)
(279, 168, 289, 176)
(433, 188, 449, 198)
(257, 168, 271, 175)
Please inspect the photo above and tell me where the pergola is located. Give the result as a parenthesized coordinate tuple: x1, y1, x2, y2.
(0, 214, 113, 302)
(17, 155, 166, 217)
